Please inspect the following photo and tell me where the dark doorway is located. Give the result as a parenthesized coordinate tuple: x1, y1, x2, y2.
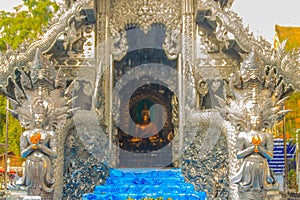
(117, 83, 175, 168)
(114, 26, 177, 168)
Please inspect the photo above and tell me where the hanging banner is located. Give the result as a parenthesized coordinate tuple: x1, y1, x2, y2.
(268, 138, 296, 174)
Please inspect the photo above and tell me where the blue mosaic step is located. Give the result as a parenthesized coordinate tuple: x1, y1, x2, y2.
(94, 184, 195, 194)
(83, 168, 207, 200)
(109, 168, 182, 178)
(106, 177, 185, 185)
(83, 193, 204, 200)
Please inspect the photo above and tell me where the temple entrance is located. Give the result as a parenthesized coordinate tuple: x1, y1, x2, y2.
(112, 26, 178, 167)
(117, 82, 175, 168)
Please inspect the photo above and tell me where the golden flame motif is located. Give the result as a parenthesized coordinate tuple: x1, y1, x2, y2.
(252, 135, 261, 153)
(30, 132, 42, 144)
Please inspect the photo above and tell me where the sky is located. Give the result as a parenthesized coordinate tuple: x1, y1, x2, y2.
(232, 0, 300, 43)
(0, 0, 300, 44)
(0, 0, 22, 12)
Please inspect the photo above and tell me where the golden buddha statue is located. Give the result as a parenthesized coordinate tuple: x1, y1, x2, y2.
(135, 106, 158, 139)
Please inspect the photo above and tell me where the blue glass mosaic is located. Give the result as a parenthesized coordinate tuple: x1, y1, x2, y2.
(83, 168, 207, 200)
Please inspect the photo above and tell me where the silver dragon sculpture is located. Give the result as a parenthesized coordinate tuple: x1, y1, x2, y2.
(197, 0, 300, 91)
(0, 0, 91, 90)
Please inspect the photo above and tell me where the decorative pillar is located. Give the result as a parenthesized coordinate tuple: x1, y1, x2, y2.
(182, 0, 196, 109)
(180, 0, 197, 165)
(95, 0, 116, 166)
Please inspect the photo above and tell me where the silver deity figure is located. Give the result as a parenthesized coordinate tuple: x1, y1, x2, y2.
(196, 79, 208, 110)
(217, 49, 292, 199)
(7, 49, 74, 199)
(231, 105, 278, 199)
(17, 100, 57, 198)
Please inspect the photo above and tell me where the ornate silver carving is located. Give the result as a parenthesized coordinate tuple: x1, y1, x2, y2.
(163, 29, 181, 60)
(109, 0, 181, 60)
(224, 121, 240, 200)
(182, 0, 197, 110)
(200, 0, 235, 10)
(110, 30, 128, 61)
(63, 20, 89, 55)
(198, 0, 272, 55)
(194, 73, 208, 109)
(110, 0, 181, 34)
(10, 49, 75, 198)
(182, 109, 228, 199)
(81, 25, 95, 58)
(197, 0, 300, 92)
(0, 0, 91, 88)
(52, 58, 95, 69)
(271, 40, 300, 91)
(53, 120, 73, 200)
(2, 1, 300, 199)
(216, 49, 291, 199)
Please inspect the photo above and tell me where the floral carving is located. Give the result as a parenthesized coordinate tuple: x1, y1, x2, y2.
(109, 0, 181, 60)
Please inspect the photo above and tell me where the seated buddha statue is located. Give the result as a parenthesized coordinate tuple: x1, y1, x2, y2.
(135, 107, 158, 139)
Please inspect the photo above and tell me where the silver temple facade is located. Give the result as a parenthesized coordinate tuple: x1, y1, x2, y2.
(0, 0, 300, 199)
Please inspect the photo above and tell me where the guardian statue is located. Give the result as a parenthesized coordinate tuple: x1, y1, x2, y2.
(217, 49, 292, 199)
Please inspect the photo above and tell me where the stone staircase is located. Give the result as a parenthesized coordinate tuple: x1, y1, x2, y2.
(83, 168, 206, 200)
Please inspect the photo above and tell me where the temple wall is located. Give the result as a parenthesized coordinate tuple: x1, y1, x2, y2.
(57, 1, 242, 198)
(182, 129, 229, 199)
(62, 128, 109, 200)
(1, 0, 298, 199)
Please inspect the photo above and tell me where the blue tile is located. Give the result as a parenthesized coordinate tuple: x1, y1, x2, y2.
(83, 168, 206, 200)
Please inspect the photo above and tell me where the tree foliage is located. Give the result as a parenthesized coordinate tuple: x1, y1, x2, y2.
(275, 25, 300, 52)
(0, 0, 58, 51)
(285, 92, 300, 140)
(0, 0, 58, 155)
(0, 96, 24, 155)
